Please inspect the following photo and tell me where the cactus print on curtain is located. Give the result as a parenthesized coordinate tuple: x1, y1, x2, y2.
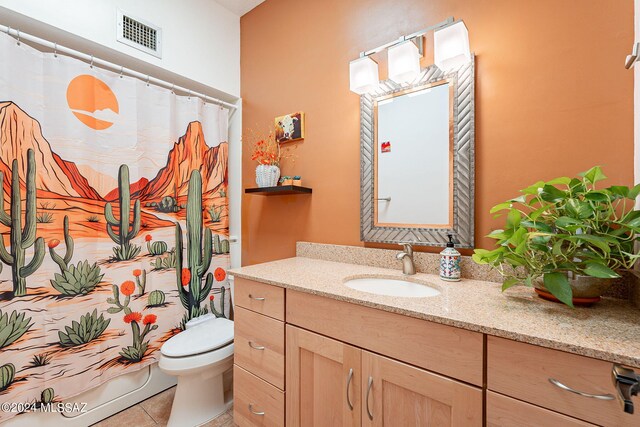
(0, 32, 231, 422)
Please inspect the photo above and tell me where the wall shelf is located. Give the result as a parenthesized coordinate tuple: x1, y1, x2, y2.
(245, 185, 312, 196)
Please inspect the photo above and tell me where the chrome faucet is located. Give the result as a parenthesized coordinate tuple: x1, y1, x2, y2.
(396, 243, 416, 275)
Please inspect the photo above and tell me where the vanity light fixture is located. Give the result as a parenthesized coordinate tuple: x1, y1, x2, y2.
(433, 21, 471, 71)
(388, 39, 421, 84)
(349, 16, 470, 95)
(349, 56, 380, 95)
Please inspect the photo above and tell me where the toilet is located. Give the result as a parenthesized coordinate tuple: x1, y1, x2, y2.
(159, 313, 234, 427)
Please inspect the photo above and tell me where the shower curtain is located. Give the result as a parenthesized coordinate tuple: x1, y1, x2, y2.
(0, 32, 231, 421)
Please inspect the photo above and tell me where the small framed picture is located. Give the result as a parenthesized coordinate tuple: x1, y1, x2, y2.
(275, 112, 305, 143)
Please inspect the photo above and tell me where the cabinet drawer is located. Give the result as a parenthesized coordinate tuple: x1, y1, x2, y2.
(235, 277, 285, 320)
(234, 365, 285, 427)
(286, 290, 483, 385)
(487, 391, 595, 427)
(235, 306, 285, 389)
(487, 336, 639, 426)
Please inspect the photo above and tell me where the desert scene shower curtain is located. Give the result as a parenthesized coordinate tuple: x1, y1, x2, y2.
(0, 32, 231, 421)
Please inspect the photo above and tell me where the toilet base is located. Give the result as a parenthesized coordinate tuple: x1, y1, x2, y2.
(166, 365, 233, 427)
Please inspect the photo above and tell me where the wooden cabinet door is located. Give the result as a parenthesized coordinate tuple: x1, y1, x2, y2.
(361, 351, 482, 427)
(286, 325, 361, 427)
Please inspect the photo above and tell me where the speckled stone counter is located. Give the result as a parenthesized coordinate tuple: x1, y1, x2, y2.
(230, 256, 640, 368)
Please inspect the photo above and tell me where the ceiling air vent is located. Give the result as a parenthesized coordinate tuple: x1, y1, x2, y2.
(117, 10, 162, 58)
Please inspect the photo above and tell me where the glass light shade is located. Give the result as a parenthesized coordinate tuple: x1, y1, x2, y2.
(349, 56, 379, 94)
(388, 40, 421, 84)
(434, 21, 471, 70)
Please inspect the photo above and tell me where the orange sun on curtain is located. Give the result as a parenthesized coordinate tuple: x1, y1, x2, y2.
(66, 74, 119, 130)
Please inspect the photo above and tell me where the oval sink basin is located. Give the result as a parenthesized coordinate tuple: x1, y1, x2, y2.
(344, 277, 440, 298)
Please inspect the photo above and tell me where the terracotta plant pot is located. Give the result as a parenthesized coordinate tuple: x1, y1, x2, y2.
(534, 272, 613, 306)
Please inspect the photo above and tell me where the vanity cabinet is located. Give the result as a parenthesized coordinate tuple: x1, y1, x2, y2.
(286, 326, 361, 427)
(235, 278, 483, 427)
(234, 278, 287, 426)
(234, 277, 638, 426)
(486, 392, 596, 427)
(487, 336, 640, 427)
(286, 325, 482, 427)
(361, 350, 482, 426)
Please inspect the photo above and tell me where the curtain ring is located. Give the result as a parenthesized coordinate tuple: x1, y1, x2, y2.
(188, 90, 191, 100)
(53, 42, 58, 58)
(170, 84, 175, 94)
(146, 75, 150, 86)
(5, 26, 10, 36)
(90, 55, 94, 69)
(16, 29, 20, 46)
(119, 66, 124, 78)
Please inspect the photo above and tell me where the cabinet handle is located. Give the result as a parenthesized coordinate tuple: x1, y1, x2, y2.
(548, 378, 615, 400)
(366, 376, 374, 420)
(248, 403, 265, 416)
(248, 341, 266, 350)
(249, 294, 265, 301)
(346, 368, 354, 410)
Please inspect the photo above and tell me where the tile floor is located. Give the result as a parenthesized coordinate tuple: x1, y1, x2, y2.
(91, 387, 235, 427)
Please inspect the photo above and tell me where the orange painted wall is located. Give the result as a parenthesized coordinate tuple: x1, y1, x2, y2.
(240, 0, 634, 266)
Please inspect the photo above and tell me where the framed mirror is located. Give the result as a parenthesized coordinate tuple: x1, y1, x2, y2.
(360, 58, 475, 247)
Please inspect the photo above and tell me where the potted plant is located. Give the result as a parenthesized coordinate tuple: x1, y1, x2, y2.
(473, 166, 640, 307)
(248, 130, 295, 188)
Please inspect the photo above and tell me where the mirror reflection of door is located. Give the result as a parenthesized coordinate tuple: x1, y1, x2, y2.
(374, 79, 454, 228)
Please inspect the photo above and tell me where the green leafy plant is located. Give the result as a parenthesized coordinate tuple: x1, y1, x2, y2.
(58, 309, 111, 347)
(133, 269, 146, 295)
(106, 281, 135, 314)
(473, 166, 640, 307)
(176, 171, 213, 324)
(0, 363, 15, 391)
(119, 312, 158, 362)
(145, 235, 168, 255)
(212, 234, 230, 254)
(41, 388, 55, 404)
(147, 289, 166, 307)
(50, 260, 103, 296)
(105, 164, 141, 261)
(151, 248, 177, 270)
(156, 196, 178, 213)
(0, 309, 33, 349)
(36, 212, 54, 223)
(209, 287, 227, 318)
(209, 205, 223, 223)
(29, 353, 52, 367)
(49, 216, 104, 295)
(0, 149, 45, 296)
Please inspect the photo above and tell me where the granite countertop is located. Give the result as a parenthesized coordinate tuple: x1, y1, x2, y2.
(230, 257, 640, 367)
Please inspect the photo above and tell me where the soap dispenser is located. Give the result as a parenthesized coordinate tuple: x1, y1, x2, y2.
(440, 234, 461, 281)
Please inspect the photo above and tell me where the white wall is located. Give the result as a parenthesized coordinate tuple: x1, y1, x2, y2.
(0, 0, 240, 98)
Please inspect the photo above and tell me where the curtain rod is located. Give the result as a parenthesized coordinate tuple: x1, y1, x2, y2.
(0, 24, 238, 111)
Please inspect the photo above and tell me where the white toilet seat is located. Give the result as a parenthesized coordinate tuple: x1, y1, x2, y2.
(161, 317, 234, 357)
(158, 342, 234, 375)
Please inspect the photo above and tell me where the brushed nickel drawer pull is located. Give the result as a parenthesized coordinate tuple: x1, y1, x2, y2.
(549, 378, 615, 400)
(248, 403, 265, 416)
(248, 294, 266, 301)
(346, 368, 354, 410)
(248, 341, 266, 350)
(366, 376, 374, 420)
